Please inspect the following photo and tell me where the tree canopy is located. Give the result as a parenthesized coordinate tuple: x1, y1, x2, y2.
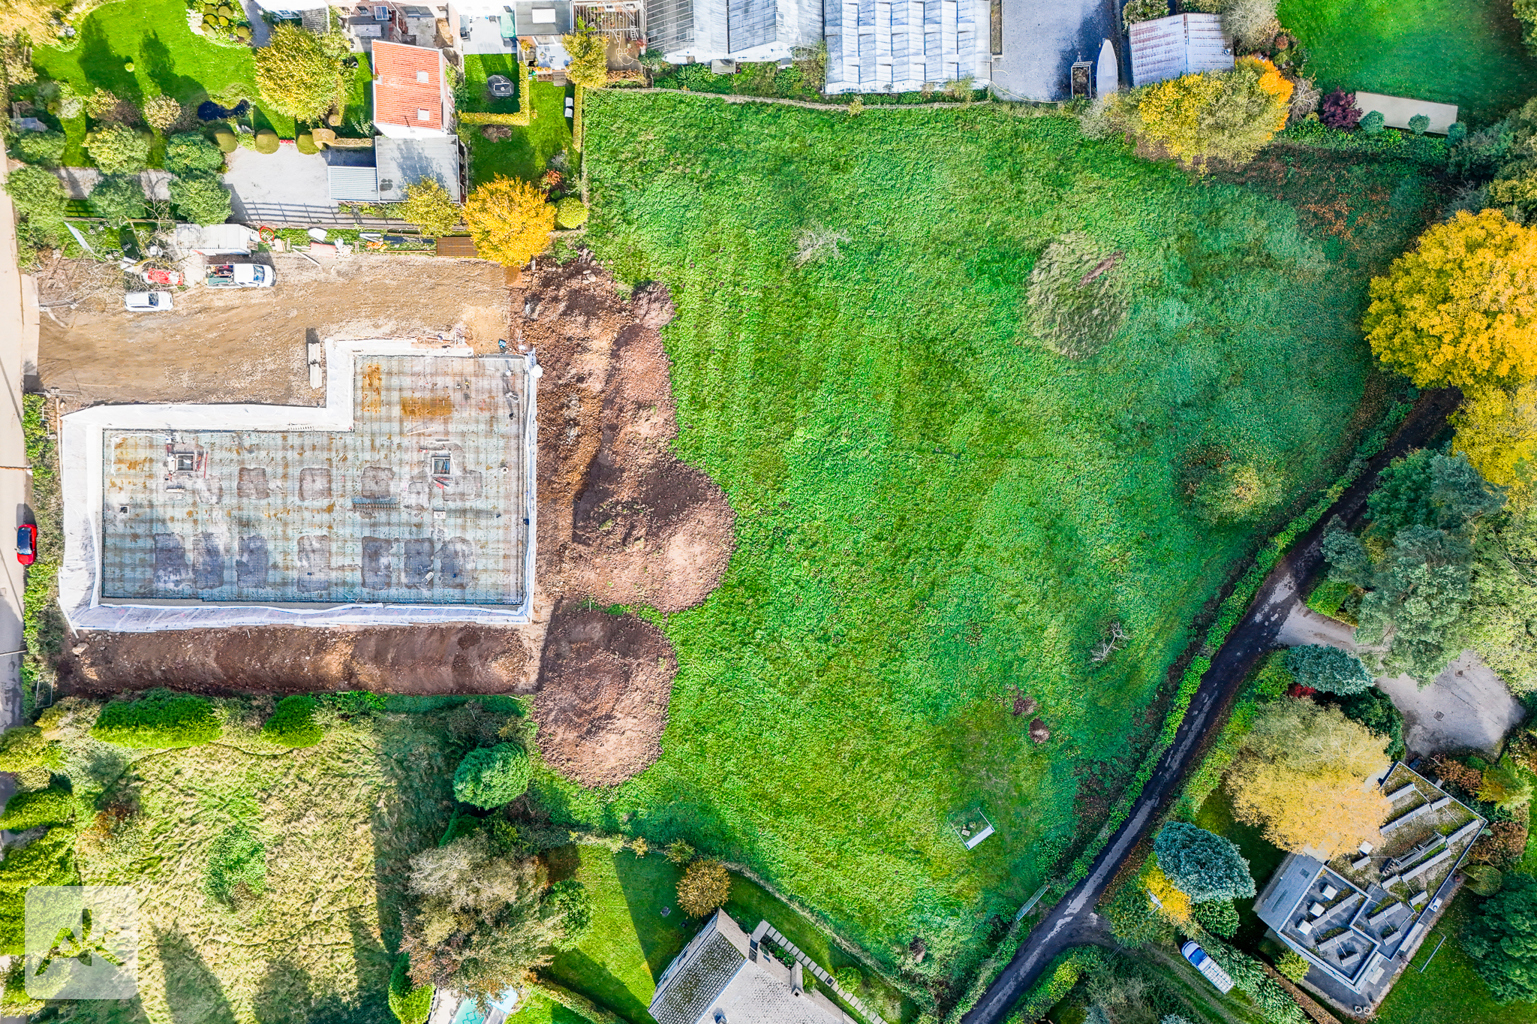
(453, 743, 532, 808)
(1364, 210, 1537, 392)
(464, 176, 555, 268)
(87, 174, 146, 224)
(3, 165, 67, 245)
(677, 859, 731, 917)
(1132, 57, 1292, 168)
(562, 27, 608, 90)
(1154, 822, 1255, 903)
(83, 125, 151, 176)
(1463, 873, 1537, 1003)
(1225, 699, 1391, 856)
(169, 174, 233, 227)
(254, 25, 352, 121)
(1454, 383, 1537, 510)
(395, 178, 460, 237)
(1284, 645, 1374, 695)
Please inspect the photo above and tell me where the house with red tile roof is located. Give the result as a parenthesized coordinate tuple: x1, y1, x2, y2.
(371, 39, 452, 138)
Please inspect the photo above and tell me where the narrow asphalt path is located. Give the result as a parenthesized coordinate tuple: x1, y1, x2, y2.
(960, 388, 1461, 1024)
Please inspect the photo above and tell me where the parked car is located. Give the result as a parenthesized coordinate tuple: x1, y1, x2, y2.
(125, 290, 173, 312)
(16, 524, 35, 566)
(206, 263, 274, 288)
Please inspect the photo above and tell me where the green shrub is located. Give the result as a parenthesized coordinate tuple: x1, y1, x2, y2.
(262, 695, 324, 748)
(83, 124, 151, 175)
(0, 827, 77, 892)
(88, 174, 147, 223)
(1284, 644, 1373, 694)
(388, 952, 433, 1024)
(1408, 114, 1429, 136)
(1123, 0, 1168, 26)
(1025, 232, 1129, 359)
(0, 726, 63, 772)
(1361, 110, 1385, 135)
(91, 690, 222, 749)
(545, 879, 594, 948)
(1192, 898, 1239, 937)
(169, 173, 233, 226)
(212, 126, 238, 153)
(452, 743, 532, 808)
(296, 132, 318, 155)
(0, 786, 74, 832)
(165, 132, 226, 175)
(554, 196, 590, 229)
(1448, 121, 1467, 145)
(235, 24, 252, 40)
(254, 129, 280, 154)
(11, 130, 67, 168)
(205, 824, 266, 907)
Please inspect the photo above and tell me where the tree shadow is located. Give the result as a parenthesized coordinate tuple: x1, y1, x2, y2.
(77, 15, 143, 106)
(252, 960, 314, 1024)
(141, 31, 206, 107)
(154, 925, 237, 1024)
(613, 848, 691, 981)
(546, 949, 652, 1024)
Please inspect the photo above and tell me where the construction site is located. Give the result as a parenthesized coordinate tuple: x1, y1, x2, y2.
(40, 249, 734, 783)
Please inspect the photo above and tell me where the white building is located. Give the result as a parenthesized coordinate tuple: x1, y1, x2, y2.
(650, 0, 822, 64)
(823, 0, 991, 94)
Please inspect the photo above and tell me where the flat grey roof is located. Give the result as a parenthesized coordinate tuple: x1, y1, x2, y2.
(376, 136, 462, 203)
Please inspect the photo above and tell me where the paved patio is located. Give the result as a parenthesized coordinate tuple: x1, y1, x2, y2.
(223, 145, 336, 221)
(990, 0, 1119, 100)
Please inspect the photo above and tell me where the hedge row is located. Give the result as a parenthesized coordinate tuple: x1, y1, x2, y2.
(91, 690, 221, 748)
(1000, 947, 1107, 1024)
(459, 110, 531, 127)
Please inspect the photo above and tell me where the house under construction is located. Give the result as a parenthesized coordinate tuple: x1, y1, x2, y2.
(58, 339, 540, 631)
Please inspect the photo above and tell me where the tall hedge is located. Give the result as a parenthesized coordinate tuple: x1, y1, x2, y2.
(91, 691, 221, 748)
(388, 953, 433, 1024)
(0, 785, 75, 832)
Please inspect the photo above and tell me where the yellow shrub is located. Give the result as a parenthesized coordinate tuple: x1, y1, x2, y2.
(1142, 862, 1192, 925)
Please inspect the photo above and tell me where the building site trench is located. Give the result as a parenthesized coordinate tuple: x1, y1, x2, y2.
(42, 251, 735, 785)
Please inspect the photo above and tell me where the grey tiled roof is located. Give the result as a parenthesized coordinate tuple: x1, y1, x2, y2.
(651, 931, 746, 1024)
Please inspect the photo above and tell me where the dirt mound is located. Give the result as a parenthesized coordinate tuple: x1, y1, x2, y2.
(522, 255, 734, 613)
(57, 624, 540, 696)
(532, 602, 677, 785)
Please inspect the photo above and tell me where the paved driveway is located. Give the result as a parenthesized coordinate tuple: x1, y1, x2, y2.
(990, 0, 1120, 100)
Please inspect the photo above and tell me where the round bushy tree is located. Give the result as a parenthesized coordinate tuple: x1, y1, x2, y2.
(677, 859, 731, 917)
(464, 176, 555, 268)
(165, 132, 226, 176)
(1361, 110, 1385, 135)
(395, 178, 459, 236)
(453, 743, 532, 808)
(11, 130, 67, 168)
(254, 25, 352, 121)
(3, 166, 68, 245)
(0, 727, 64, 772)
(84, 124, 151, 176)
(1463, 874, 1537, 1003)
(545, 879, 594, 948)
(262, 695, 324, 748)
(1285, 644, 1374, 695)
(1276, 950, 1310, 982)
(1154, 822, 1255, 902)
(169, 174, 233, 226)
(144, 95, 184, 135)
(88, 174, 147, 224)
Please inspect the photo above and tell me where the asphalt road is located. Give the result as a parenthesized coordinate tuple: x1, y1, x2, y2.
(960, 388, 1461, 1024)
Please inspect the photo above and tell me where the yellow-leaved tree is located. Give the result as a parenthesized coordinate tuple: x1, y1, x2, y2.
(1453, 383, 1537, 509)
(1225, 698, 1391, 857)
(1135, 57, 1292, 168)
(463, 177, 556, 268)
(1142, 862, 1192, 925)
(1364, 209, 1537, 391)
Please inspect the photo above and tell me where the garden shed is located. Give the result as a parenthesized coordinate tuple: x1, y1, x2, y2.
(1129, 13, 1231, 87)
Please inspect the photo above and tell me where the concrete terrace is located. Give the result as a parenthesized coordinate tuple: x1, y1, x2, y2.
(59, 339, 541, 631)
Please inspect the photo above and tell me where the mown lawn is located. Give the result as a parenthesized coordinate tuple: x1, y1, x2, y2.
(537, 93, 1437, 992)
(30, 0, 370, 166)
(460, 53, 572, 184)
(526, 845, 918, 1024)
(1376, 898, 1537, 1024)
(1279, 0, 1537, 123)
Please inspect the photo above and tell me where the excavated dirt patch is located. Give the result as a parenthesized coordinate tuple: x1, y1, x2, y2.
(533, 602, 677, 786)
(49, 252, 734, 784)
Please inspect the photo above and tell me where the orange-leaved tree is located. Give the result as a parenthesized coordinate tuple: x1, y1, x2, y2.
(464, 176, 556, 268)
(1364, 209, 1537, 391)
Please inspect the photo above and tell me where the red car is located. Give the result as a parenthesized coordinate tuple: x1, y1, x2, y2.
(16, 524, 35, 566)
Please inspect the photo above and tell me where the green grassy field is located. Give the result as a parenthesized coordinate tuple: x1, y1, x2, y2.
(37, 697, 475, 1024)
(1279, 0, 1537, 124)
(30, 0, 370, 166)
(1376, 899, 1536, 1024)
(521, 845, 917, 1024)
(535, 93, 1437, 990)
(460, 53, 572, 184)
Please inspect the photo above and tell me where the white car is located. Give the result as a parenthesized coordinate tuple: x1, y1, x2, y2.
(124, 291, 173, 312)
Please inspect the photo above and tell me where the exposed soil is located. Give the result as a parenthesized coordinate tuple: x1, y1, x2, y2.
(46, 250, 735, 785)
(533, 602, 677, 786)
(36, 253, 510, 406)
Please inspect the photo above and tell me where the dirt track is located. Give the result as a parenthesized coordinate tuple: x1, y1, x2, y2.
(44, 251, 735, 784)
